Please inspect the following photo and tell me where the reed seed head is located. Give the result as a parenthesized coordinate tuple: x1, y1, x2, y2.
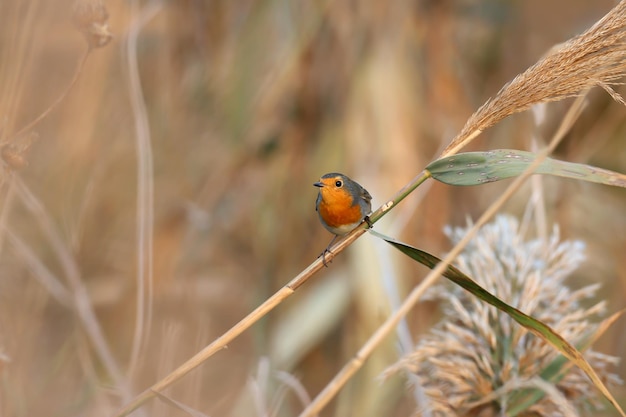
(387, 215, 622, 416)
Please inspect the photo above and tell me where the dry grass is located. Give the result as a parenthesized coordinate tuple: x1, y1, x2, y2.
(0, 1, 625, 417)
(385, 215, 623, 416)
(444, 0, 626, 156)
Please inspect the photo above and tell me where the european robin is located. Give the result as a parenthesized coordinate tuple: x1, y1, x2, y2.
(314, 173, 373, 265)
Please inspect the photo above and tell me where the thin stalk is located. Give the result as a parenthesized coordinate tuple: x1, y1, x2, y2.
(124, 0, 162, 380)
(9, 48, 90, 142)
(112, 171, 432, 417)
(297, 94, 588, 417)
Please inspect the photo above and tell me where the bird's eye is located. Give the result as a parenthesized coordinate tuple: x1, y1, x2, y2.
(335, 180, 343, 187)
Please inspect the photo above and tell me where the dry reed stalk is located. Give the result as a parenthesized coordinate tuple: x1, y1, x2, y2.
(1, 0, 112, 178)
(124, 0, 162, 381)
(297, 93, 590, 417)
(116, 1, 626, 415)
(6, 179, 147, 413)
(443, 0, 626, 157)
(325, 1, 626, 411)
(112, 223, 372, 417)
(0, 2, 118, 412)
(5, 0, 112, 143)
(6, 50, 90, 143)
(11, 178, 129, 392)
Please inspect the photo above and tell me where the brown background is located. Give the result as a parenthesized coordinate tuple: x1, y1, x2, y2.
(0, 0, 624, 416)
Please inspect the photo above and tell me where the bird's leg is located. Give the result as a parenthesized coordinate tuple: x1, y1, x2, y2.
(319, 235, 338, 267)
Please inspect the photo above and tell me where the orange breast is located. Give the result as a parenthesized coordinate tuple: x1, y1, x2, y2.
(317, 189, 364, 231)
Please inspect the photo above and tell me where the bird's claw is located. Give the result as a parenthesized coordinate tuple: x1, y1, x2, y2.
(364, 215, 373, 229)
(320, 248, 332, 267)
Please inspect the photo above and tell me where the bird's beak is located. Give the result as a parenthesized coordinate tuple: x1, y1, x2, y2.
(313, 181, 324, 188)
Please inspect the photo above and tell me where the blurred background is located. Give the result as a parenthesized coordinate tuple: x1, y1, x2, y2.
(0, 0, 624, 416)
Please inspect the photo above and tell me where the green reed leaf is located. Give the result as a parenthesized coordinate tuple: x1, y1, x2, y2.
(508, 309, 626, 416)
(426, 149, 626, 188)
(370, 229, 626, 417)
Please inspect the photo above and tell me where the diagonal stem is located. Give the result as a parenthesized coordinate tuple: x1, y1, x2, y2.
(297, 93, 589, 417)
(112, 173, 433, 417)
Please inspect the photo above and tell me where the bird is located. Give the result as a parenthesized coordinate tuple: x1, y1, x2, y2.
(314, 172, 372, 265)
